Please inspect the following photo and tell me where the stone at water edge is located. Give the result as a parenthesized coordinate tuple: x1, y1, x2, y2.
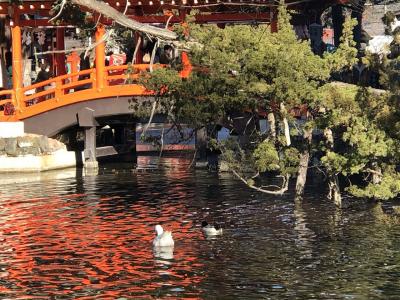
(4, 138, 17, 156)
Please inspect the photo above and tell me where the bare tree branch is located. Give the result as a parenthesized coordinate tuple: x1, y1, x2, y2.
(188, 149, 197, 169)
(232, 170, 289, 195)
(49, 0, 67, 22)
(142, 100, 157, 137)
(71, 0, 177, 40)
(158, 125, 165, 160)
(131, 36, 141, 64)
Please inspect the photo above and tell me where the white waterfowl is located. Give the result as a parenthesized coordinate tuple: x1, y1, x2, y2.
(202, 221, 223, 236)
(153, 225, 174, 247)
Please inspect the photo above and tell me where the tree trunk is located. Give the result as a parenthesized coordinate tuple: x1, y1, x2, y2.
(267, 112, 276, 140)
(295, 127, 312, 198)
(280, 103, 291, 146)
(324, 128, 342, 207)
(371, 162, 382, 184)
(71, 0, 177, 40)
(328, 174, 342, 208)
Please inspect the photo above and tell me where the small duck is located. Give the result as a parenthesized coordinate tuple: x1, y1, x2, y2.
(201, 221, 223, 236)
(153, 225, 174, 247)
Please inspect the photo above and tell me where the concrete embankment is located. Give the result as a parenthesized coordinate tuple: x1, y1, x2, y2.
(0, 122, 81, 172)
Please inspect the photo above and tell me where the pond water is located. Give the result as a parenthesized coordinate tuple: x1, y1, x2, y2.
(0, 156, 399, 299)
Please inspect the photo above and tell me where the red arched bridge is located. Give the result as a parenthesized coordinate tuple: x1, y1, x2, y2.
(0, 26, 191, 137)
(0, 62, 191, 136)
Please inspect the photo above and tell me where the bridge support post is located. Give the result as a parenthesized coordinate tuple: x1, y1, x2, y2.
(84, 126, 98, 170)
(78, 107, 99, 171)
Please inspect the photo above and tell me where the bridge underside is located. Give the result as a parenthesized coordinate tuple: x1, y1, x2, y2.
(23, 96, 155, 137)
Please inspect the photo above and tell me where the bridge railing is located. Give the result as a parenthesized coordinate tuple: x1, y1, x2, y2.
(0, 89, 15, 118)
(0, 55, 192, 121)
(21, 69, 95, 106)
(0, 65, 150, 120)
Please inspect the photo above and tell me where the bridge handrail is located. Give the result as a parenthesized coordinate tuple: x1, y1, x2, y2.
(0, 90, 14, 106)
(0, 99, 13, 106)
(22, 69, 95, 92)
(0, 89, 13, 96)
(24, 88, 55, 102)
(1, 57, 192, 121)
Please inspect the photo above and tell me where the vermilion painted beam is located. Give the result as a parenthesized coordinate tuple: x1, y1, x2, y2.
(18, 12, 270, 27)
(0, 0, 352, 15)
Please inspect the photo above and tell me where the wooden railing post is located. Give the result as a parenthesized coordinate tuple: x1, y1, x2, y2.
(95, 25, 106, 91)
(11, 25, 23, 111)
(55, 78, 63, 101)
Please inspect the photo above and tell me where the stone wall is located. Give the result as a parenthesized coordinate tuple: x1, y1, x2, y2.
(0, 134, 66, 157)
(0, 134, 82, 172)
(363, 3, 400, 36)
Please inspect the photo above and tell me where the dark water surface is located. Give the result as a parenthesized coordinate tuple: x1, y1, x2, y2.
(0, 156, 399, 299)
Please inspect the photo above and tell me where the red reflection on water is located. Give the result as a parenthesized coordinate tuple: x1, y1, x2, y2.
(0, 161, 205, 299)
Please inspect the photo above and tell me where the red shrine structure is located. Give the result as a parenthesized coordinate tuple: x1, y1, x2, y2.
(0, 0, 350, 122)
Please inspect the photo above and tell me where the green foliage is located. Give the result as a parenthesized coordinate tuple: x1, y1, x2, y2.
(325, 16, 358, 72)
(281, 147, 300, 176)
(347, 171, 400, 200)
(318, 82, 400, 200)
(321, 151, 348, 174)
(220, 137, 299, 178)
(139, 67, 182, 95)
(141, 3, 358, 126)
(140, 4, 400, 200)
(219, 138, 256, 174)
(253, 140, 280, 172)
(334, 10, 400, 199)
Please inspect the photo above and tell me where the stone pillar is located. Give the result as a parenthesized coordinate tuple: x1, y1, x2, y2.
(84, 126, 98, 169)
(77, 107, 99, 170)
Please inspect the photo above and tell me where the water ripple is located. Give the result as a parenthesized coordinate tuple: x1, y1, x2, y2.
(0, 156, 399, 299)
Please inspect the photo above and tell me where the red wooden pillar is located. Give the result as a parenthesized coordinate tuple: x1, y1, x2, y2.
(55, 28, 66, 76)
(66, 50, 80, 81)
(11, 10, 23, 110)
(95, 25, 106, 90)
